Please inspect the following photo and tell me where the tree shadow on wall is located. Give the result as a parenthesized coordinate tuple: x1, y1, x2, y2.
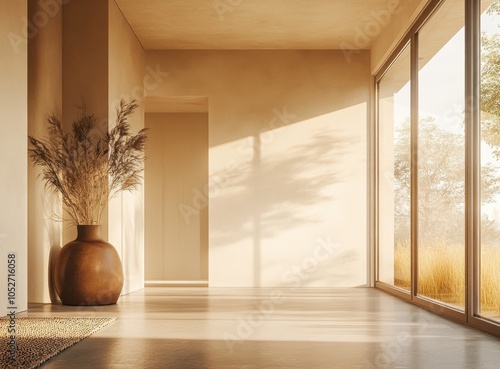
(210, 128, 361, 248)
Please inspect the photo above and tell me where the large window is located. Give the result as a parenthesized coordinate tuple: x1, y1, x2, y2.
(417, 0, 466, 310)
(480, 0, 500, 323)
(376, 0, 500, 337)
(378, 44, 411, 290)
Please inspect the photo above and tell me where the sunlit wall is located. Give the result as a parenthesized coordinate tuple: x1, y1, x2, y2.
(146, 50, 370, 287)
(108, 0, 146, 295)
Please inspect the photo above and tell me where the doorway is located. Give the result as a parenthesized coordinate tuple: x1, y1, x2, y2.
(144, 112, 208, 284)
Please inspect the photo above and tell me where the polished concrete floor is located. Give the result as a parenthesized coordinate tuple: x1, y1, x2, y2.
(20, 287, 500, 368)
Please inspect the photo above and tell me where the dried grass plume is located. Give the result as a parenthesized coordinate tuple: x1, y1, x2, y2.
(28, 99, 147, 225)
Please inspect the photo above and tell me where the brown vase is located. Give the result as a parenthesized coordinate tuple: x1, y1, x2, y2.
(54, 225, 124, 306)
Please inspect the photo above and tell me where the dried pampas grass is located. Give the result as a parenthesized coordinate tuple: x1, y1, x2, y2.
(28, 99, 147, 225)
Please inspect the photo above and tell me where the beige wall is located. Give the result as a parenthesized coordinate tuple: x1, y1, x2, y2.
(108, 0, 146, 294)
(26, 0, 146, 303)
(146, 50, 370, 287)
(61, 0, 146, 295)
(145, 113, 208, 282)
(1, 0, 28, 314)
(27, 0, 63, 303)
(61, 0, 109, 243)
(62, 0, 108, 126)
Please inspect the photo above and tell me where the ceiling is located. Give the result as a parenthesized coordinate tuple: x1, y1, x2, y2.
(115, 0, 391, 50)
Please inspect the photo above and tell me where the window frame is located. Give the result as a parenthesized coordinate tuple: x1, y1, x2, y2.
(373, 0, 500, 337)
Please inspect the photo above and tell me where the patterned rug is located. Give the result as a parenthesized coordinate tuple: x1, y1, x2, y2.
(0, 317, 116, 369)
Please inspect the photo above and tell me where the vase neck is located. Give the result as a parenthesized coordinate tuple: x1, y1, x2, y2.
(76, 225, 103, 241)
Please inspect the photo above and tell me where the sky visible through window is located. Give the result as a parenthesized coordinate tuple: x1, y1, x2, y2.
(391, 6, 500, 222)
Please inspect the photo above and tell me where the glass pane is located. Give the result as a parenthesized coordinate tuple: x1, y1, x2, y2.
(378, 45, 411, 290)
(417, 0, 465, 309)
(480, 0, 500, 322)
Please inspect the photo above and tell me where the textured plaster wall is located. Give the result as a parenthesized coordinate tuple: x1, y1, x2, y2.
(108, 0, 146, 294)
(146, 50, 370, 287)
(27, 0, 63, 303)
(0, 0, 28, 314)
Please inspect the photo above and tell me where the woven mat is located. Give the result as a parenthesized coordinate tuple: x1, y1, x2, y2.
(0, 317, 116, 369)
